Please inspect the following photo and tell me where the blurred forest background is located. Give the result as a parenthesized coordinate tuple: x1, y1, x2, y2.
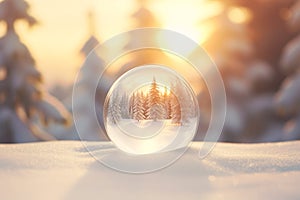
(1, 0, 300, 143)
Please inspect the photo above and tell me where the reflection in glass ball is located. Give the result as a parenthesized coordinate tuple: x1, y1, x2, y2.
(104, 65, 199, 155)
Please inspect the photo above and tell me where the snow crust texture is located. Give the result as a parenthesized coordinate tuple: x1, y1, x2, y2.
(0, 141, 300, 200)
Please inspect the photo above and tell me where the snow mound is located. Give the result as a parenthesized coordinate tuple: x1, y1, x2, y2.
(1, 141, 300, 200)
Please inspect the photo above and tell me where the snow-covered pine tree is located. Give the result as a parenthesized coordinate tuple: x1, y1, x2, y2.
(170, 90, 181, 125)
(120, 92, 130, 119)
(162, 86, 172, 119)
(172, 78, 192, 125)
(275, 0, 300, 140)
(0, 0, 70, 143)
(143, 92, 150, 120)
(148, 78, 164, 121)
(125, 0, 160, 51)
(129, 92, 136, 119)
(71, 9, 111, 141)
(149, 104, 164, 121)
(200, 2, 254, 140)
(130, 92, 144, 121)
(107, 99, 114, 125)
(107, 90, 121, 124)
(200, 0, 291, 142)
(119, 0, 164, 76)
(131, 92, 138, 120)
(136, 92, 145, 121)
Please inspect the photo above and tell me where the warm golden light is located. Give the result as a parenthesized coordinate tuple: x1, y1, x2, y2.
(154, 0, 225, 55)
(228, 7, 252, 24)
(5, 0, 215, 87)
(137, 84, 171, 96)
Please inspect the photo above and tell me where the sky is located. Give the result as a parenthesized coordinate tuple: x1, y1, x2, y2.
(3, 0, 223, 88)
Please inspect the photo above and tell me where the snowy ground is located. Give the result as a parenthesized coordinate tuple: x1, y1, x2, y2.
(107, 119, 197, 154)
(1, 141, 300, 200)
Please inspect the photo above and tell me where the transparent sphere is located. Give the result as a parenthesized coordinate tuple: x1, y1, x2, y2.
(104, 65, 199, 155)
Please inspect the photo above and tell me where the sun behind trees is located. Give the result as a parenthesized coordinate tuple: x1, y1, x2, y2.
(129, 78, 176, 123)
(106, 65, 198, 128)
(128, 78, 182, 124)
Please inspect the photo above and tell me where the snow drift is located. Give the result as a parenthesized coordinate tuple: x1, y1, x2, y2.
(1, 141, 300, 200)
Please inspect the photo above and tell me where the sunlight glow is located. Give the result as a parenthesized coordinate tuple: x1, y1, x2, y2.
(153, 0, 224, 55)
(228, 7, 252, 24)
(5, 0, 215, 87)
(138, 84, 171, 96)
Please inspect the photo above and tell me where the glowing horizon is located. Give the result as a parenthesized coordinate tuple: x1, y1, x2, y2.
(1, 0, 221, 88)
(135, 83, 171, 96)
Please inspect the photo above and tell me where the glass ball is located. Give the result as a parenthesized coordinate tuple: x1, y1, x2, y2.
(104, 65, 199, 155)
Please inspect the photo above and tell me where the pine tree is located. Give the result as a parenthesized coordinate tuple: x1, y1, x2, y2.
(162, 87, 172, 119)
(71, 9, 110, 141)
(120, 92, 130, 119)
(143, 93, 150, 120)
(0, 0, 70, 143)
(148, 78, 164, 121)
(129, 92, 136, 118)
(131, 92, 138, 120)
(126, 0, 160, 51)
(108, 90, 121, 124)
(170, 85, 181, 124)
(149, 78, 160, 104)
(197, 0, 299, 142)
(200, 0, 296, 142)
(275, 0, 300, 140)
(119, 0, 165, 76)
(136, 92, 145, 121)
(130, 92, 144, 121)
(165, 98, 172, 120)
(172, 78, 192, 125)
(206, 0, 294, 68)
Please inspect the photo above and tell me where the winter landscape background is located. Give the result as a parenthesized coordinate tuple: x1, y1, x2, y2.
(1, 0, 300, 143)
(1, 0, 300, 199)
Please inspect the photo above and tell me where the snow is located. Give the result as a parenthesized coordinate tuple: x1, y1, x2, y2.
(1, 141, 300, 200)
(107, 119, 197, 154)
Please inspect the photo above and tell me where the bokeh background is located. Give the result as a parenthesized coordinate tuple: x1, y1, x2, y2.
(1, 0, 300, 143)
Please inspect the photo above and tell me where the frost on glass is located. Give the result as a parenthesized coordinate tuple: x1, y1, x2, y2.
(104, 65, 199, 155)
